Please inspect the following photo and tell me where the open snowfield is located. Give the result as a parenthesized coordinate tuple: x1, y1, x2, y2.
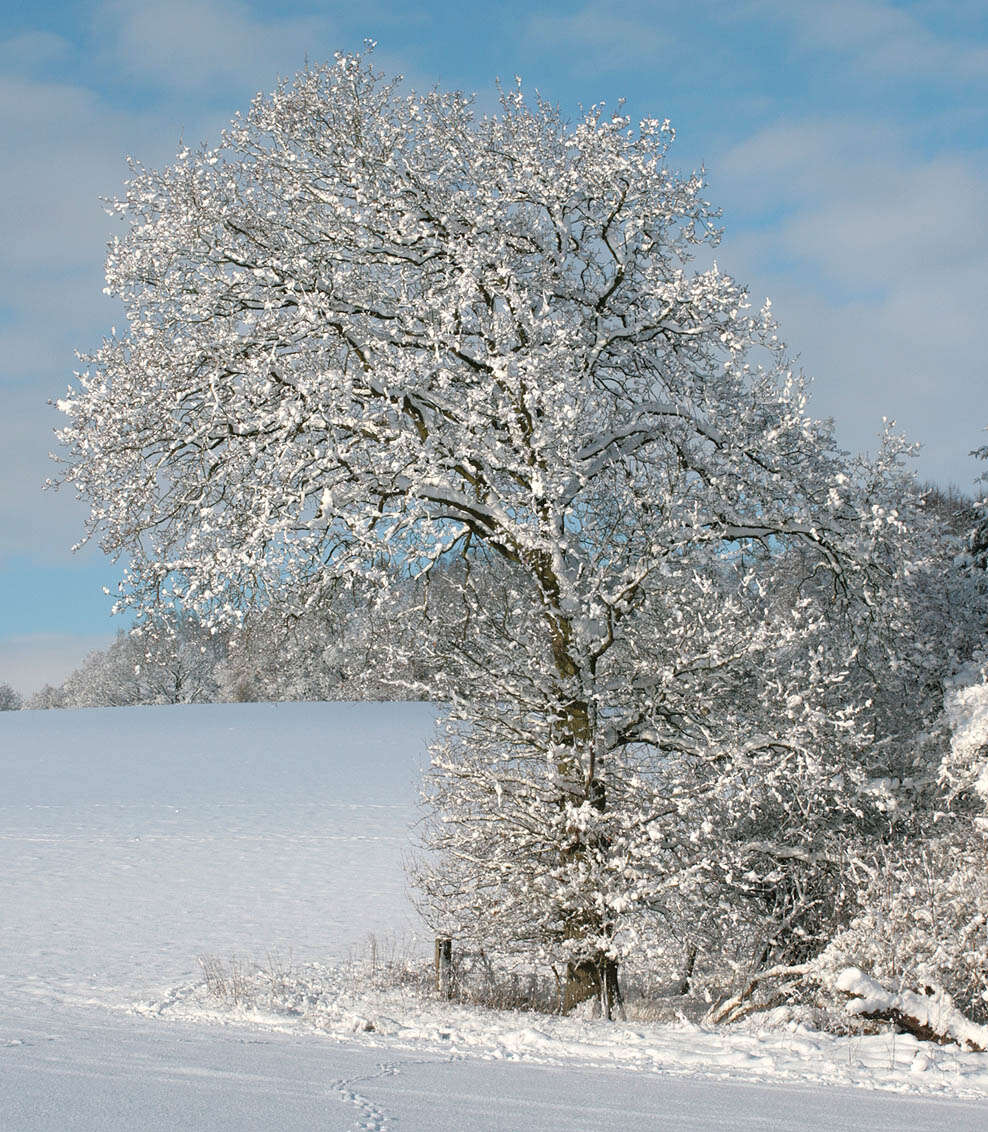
(3, 702, 988, 1130)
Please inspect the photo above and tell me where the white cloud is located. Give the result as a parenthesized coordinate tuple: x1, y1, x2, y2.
(731, 274, 985, 488)
(0, 387, 94, 562)
(783, 161, 985, 286)
(720, 120, 988, 286)
(0, 46, 271, 565)
(715, 120, 988, 487)
(0, 68, 209, 364)
(0, 70, 191, 564)
(747, 0, 988, 82)
(0, 31, 73, 72)
(0, 77, 130, 274)
(95, 0, 337, 95)
(0, 12, 364, 570)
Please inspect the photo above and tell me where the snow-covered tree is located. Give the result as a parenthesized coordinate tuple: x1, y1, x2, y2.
(57, 49, 910, 1010)
(25, 683, 66, 710)
(853, 483, 984, 807)
(218, 578, 435, 703)
(0, 682, 21, 711)
(59, 615, 227, 708)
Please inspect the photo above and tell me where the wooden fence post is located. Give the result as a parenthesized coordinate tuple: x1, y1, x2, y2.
(435, 937, 453, 999)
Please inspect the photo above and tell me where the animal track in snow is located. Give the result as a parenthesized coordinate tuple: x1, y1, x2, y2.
(331, 1060, 401, 1130)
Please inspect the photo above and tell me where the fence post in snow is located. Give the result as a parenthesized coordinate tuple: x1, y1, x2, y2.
(435, 937, 453, 999)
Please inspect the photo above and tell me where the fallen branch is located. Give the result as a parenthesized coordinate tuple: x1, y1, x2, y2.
(708, 963, 812, 1026)
(836, 967, 988, 1053)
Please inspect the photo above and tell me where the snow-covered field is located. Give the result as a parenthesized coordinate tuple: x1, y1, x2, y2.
(0, 702, 433, 1005)
(2, 702, 988, 1130)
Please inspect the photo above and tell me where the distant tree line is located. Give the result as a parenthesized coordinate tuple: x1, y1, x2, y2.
(17, 568, 469, 710)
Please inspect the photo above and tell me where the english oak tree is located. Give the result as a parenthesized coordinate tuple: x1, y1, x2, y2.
(58, 50, 906, 1011)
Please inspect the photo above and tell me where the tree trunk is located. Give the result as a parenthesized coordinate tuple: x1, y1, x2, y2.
(553, 691, 620, 1015)
(562, 956, 622, 1018)
(677, 944, 698, 996)
(837, 968, 988, 1052)
(600, 956, 622, 1020)
(541, 587, 623, 1016)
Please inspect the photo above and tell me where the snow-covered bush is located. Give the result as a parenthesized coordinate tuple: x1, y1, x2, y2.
(814, 832, 988, 1025)
(218, 577, 450, 704)
(217, 587, 387, 703)
(969, 430, 988, 572)
(25, 683, 67, 710)
(940, 658, 988, 813)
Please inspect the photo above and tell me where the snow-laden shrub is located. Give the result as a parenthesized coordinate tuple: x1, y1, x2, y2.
(813, 833, 988, 1024)
(940, 657, 988, 812)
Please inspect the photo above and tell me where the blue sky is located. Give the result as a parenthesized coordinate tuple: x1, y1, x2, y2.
(1, 0, 986, 695)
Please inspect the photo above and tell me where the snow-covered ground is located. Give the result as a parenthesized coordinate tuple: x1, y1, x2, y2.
(2, 702, 988, 1130)
(0, 702, 434, 1008)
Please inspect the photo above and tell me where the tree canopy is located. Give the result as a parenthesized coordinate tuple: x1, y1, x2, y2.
(58, 50, 922, 1012)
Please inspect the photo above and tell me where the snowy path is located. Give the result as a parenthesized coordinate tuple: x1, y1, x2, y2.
(2, 703, 988, 1129)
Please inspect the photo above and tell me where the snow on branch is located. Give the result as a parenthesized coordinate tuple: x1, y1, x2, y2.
(836, 967, 988, 1053)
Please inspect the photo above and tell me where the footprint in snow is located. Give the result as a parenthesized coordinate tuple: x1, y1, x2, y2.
(331, 1064, 401, 1131)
